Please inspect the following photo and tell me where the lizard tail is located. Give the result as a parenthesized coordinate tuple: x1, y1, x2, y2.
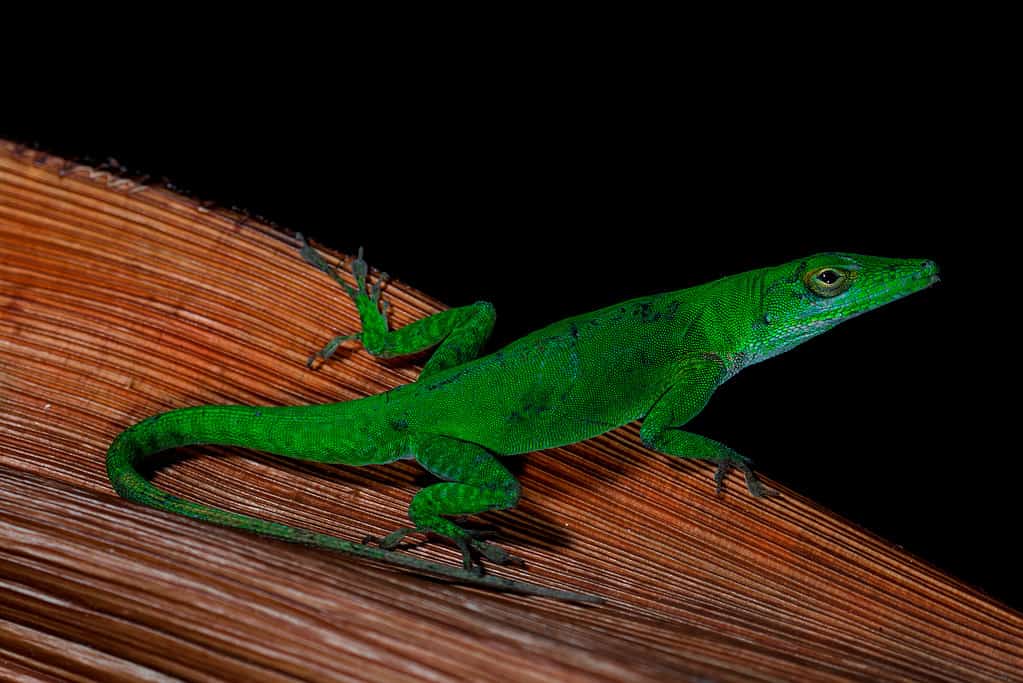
(106, 405, 603, 604)
(106, 404, 376, 544)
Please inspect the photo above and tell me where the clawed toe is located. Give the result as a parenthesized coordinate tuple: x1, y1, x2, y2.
(472, 539, 525, 567)
(715, 456, 778, 498)
(744, 472, 779, 498)
(363, 526, 421, 550)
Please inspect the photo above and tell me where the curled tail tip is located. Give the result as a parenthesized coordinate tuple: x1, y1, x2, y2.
(106, 426, 160, 503)
(106, 441, 142, 500)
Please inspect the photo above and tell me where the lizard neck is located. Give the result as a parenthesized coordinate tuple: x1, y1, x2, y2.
(682, 268, 766, 382)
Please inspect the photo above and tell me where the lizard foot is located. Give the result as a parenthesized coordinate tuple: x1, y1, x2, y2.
(298, 235, 390, 304)
(362, 527, 421, 550)
(459, 527, 525, 565)
(350, 247, 391, 305)
(307, 333, 361, 369)
(714, 455, 779, 498)
(298, 236, 390, 368)
(363, 527, 524, 573)
(473, 539, 526, 568)
(453, 536, 525, 573)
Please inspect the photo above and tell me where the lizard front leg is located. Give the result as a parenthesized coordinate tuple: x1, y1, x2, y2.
(639, 354, 777, 497)
(365, 434, 523, 572)
(298, 235, 494, 380)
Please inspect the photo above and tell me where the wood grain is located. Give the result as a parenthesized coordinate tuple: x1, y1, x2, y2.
(1, 140, 1020, 682)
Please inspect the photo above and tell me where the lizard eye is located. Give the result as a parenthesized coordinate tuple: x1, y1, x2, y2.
(816, 269, 841, 284)
(805, 267, 851, 297)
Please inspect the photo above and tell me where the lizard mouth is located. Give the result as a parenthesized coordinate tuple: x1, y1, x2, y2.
(851, 261, 940, 317)
(913, 260, 941, 285)
(905, 261, 941, 294)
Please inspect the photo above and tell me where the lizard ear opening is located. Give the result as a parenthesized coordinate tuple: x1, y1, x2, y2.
(803, 267, 853, 298)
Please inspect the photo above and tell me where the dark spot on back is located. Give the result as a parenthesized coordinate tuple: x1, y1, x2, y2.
(632, 301, 662, 323)
(425, 370, 466, 391)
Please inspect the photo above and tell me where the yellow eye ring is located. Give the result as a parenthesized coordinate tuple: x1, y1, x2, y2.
(804, 267, 852, 297)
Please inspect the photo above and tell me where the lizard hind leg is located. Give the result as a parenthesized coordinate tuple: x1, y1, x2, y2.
(365, 434, 523, 573)
(298, 235, 495, 378)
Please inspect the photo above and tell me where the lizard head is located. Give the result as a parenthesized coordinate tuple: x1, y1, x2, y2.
(747, 252, 939, 363)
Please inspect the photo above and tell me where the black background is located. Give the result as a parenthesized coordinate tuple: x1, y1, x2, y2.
(3, 33, 1011, 609)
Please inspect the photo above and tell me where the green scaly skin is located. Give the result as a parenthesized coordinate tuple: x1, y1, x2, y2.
(107, 239, 939, 603)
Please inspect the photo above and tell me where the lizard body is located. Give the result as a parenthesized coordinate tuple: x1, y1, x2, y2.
(108, 240, 938, 602)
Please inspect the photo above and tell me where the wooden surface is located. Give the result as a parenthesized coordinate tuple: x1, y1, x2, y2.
(1, 140, 1020, 682)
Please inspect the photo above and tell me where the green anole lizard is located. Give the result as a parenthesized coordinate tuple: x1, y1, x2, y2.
(107, 238, 939, 603)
